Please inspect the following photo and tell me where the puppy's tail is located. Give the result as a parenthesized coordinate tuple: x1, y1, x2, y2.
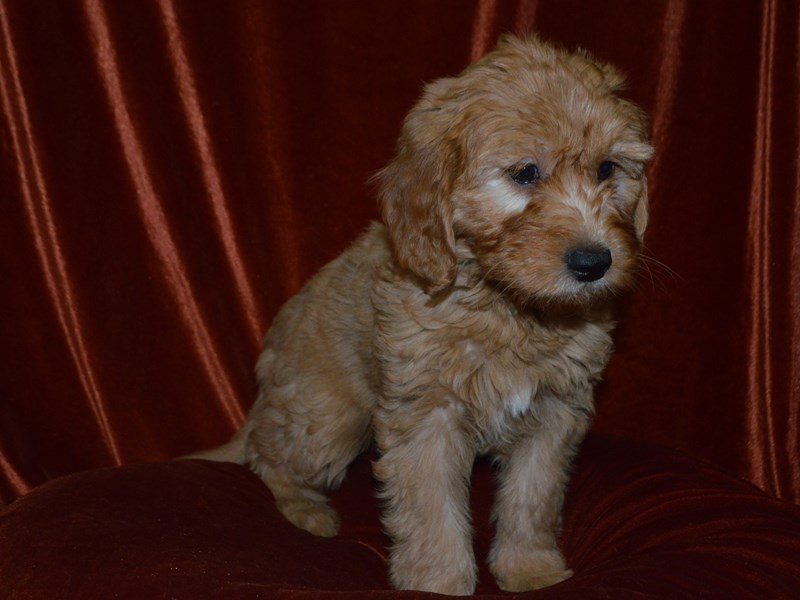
(180, 422, 251, 464)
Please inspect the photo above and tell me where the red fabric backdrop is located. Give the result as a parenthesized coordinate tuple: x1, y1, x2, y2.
(1, 0, 798, 506)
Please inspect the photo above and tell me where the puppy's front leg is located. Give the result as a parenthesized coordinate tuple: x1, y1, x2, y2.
(373, 400, 477, 595)
(489, 399, 591, 592)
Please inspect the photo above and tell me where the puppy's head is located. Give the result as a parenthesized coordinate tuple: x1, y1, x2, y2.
(377, 35, 653, 309)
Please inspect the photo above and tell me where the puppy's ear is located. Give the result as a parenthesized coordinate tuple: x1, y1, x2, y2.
(376, 83, 463, 294)
(631, 143, 654, 242)
(634, 177, 649, 241)
(615, 117, 654, 242)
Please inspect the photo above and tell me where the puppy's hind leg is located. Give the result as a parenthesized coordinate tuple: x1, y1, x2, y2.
(245, 391, 372, 538)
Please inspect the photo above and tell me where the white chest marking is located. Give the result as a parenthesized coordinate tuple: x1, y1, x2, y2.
(506, 383, 534, 418)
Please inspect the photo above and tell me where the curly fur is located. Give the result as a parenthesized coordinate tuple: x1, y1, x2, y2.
(190, 34, 653, 595)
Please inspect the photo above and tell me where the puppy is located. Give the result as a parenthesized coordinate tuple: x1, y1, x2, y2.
(193, 35, 652, 595)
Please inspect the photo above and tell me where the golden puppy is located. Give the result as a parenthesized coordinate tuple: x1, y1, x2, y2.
(193, 35, 652, 595)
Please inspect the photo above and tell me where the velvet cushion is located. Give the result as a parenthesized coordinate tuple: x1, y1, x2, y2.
(2, 433, 799, 599)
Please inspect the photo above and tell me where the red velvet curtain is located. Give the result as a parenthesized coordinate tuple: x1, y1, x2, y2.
(1, 0, 798, 506)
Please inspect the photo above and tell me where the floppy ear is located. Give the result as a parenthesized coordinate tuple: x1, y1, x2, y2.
(614, 125, 653, 243)
(634, 176, 649, 241)
(627, 142, 654, 242)
(375, 84, 462, 294)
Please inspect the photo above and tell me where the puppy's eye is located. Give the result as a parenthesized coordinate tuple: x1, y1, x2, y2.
(508, 163, 540, 186)
(597, 161, 616, 182)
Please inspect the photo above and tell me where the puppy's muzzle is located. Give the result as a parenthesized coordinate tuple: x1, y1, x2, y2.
(566, 247, 612, 282)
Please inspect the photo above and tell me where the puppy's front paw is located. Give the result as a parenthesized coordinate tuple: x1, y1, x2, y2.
(390, 544, 477, 596)
(391, 563, 476, 596)
(490, 547, 572, 592)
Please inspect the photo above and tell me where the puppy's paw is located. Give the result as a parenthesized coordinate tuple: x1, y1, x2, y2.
(392, 567, 476, 596)
(490, 547, 572, 592)
(390, 545, 477, 596)
(277, 498, 340, 537)
(498, 567, 573, 592)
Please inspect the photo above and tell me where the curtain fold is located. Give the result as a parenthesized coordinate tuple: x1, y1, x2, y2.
(83, 0, 245, 431)
(744, 0, 800, 500)
(1, 0, 798, 505)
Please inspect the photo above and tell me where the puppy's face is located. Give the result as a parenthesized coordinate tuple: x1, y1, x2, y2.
(379, 35, 653, 310)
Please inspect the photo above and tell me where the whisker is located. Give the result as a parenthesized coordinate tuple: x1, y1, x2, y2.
(640, 254, 681, 279)
(636, 252, 680, 294)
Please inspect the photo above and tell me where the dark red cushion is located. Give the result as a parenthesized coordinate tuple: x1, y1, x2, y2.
(2, 434, 799, 599)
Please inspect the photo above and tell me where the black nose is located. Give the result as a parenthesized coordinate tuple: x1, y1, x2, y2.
(566, 247, 612, 282)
